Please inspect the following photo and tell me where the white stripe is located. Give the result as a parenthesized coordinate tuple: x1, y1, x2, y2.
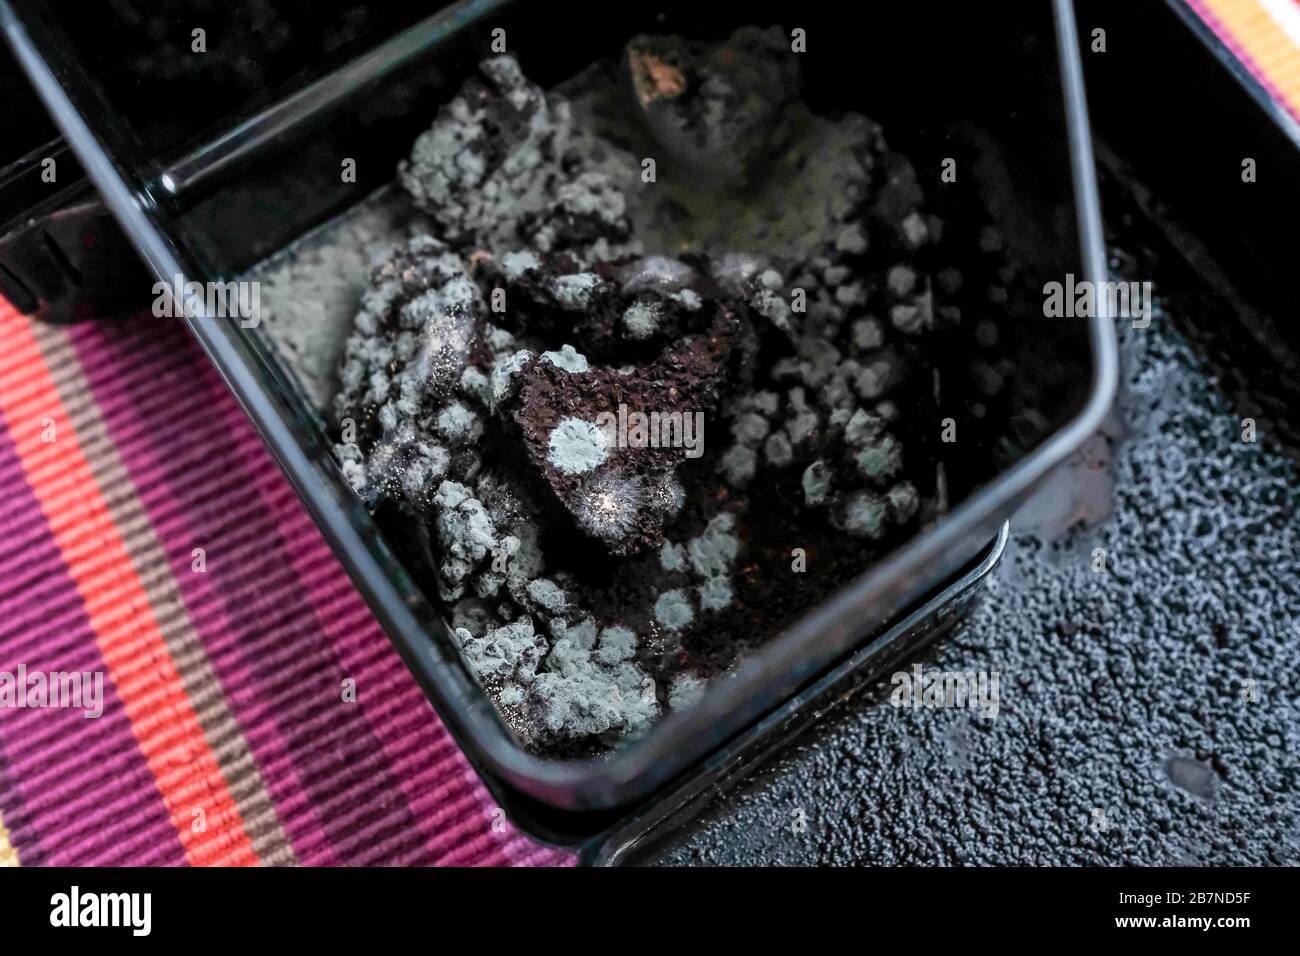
(1259, 0, 1300, 51)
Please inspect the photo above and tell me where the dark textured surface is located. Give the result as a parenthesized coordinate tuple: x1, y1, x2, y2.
(650, 307, 1300, 866)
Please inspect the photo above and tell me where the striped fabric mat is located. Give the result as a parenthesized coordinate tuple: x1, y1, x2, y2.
(0, 300, 568, 866)
(1188, 0, 1300, 123)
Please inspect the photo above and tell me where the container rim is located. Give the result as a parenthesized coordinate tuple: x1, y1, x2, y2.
(1, 0, 1117, 811)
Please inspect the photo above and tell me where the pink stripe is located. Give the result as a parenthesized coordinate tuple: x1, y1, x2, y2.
(64, 321, 343, 864)
(0, 413, 185, 866)
(64, 315, 567, 865)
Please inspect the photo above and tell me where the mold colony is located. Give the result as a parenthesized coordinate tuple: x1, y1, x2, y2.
(331, 29, 947, 754)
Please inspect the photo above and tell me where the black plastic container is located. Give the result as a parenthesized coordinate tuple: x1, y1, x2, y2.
(1, 0, 1115, 840)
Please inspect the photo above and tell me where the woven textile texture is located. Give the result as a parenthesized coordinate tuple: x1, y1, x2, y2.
(0, 300, 569, 866)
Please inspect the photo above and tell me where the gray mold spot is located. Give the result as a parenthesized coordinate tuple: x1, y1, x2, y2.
(541, 344, 590, 372)
(655, 589, 696, 631)
(622, 301, 662, 340)
(687, 513, 739, 580)
(698, 576, 733, 613)
(572, 471, 645, 544)
(526, 578, 567, 614)
(660, 541, 687, 572)
(802, 459, 832, 507)
(839, 490, 886, 540)
(548, 417, 611, 475)
(668, 672, 707, 711)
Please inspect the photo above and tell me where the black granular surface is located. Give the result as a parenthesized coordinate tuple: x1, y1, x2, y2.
(651, 296, 1300, 866)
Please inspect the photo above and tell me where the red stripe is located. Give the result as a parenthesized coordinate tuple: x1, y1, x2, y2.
(0, 305, 259, 866)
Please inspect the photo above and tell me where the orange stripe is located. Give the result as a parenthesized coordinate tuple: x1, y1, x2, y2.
(0, 306, 258, 866)
(0, 810, 18, 867)
(1201, 0, 1300, 117)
